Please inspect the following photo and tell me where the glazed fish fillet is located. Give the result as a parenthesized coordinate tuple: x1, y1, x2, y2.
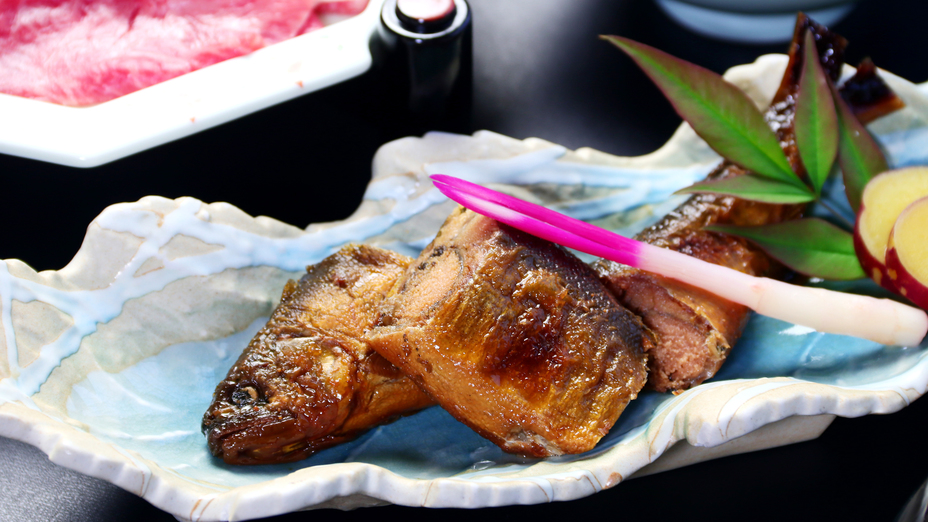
(595, 15, 902, 392)
(365, 208, 653, 457)
(202, 245, 434, 465)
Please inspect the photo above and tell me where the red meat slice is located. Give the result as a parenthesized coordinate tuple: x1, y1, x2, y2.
(0, 0, 369, 106)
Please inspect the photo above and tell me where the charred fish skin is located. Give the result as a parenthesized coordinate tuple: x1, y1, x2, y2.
(366, 208, 653, 458)
(202, 245, 435, 465)
(596, 14, 902, 393)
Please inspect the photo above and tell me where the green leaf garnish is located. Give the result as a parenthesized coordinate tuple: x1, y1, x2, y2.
(605, 33, 903, 281)
(707, 219, 865, 280)
(601, 36, 800, 187)
(834, 86, 889, 214)
(676, 174, 816, 204)
(795, 30, 838, 196)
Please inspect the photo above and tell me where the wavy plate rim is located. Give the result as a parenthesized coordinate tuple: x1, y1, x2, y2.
(2, 53, 928, 521)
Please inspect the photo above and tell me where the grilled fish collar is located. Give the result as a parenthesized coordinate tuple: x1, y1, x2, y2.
(366, 208, 653, 457)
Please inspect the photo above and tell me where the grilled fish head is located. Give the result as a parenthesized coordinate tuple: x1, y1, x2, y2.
(202, 244, 433, 465)
(202, 327, 361, 464)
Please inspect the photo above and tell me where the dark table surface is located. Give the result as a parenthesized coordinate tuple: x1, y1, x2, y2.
(3, 1, 928, 520)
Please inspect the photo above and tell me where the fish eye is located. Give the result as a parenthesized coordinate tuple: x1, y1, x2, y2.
(231, 385, 260, 406)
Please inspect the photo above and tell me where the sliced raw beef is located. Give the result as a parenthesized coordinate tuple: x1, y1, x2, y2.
(0, 0, 369, 106)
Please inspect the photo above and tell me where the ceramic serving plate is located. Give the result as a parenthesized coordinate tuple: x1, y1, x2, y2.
(3, 55, 928, 522)
(0, 0, 385, 168)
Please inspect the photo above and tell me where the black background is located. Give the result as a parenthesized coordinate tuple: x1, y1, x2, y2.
(2, 1, 928, 520)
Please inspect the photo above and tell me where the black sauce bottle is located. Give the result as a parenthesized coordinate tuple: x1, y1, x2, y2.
(373, 0, 473, 136)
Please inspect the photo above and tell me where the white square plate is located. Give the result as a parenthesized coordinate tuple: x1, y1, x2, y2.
(0, 0, 385, 168)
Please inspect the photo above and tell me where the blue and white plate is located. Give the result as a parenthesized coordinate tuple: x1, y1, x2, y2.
(2, 54, 928, 521)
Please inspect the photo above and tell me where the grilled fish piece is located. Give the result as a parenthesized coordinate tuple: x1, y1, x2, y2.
(595, 15, 902, 393)
(202, 245, 434, 465)
(366, 208, 653, 457)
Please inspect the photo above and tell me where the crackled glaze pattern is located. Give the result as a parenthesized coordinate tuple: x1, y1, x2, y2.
(2, 55, 928, 521)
